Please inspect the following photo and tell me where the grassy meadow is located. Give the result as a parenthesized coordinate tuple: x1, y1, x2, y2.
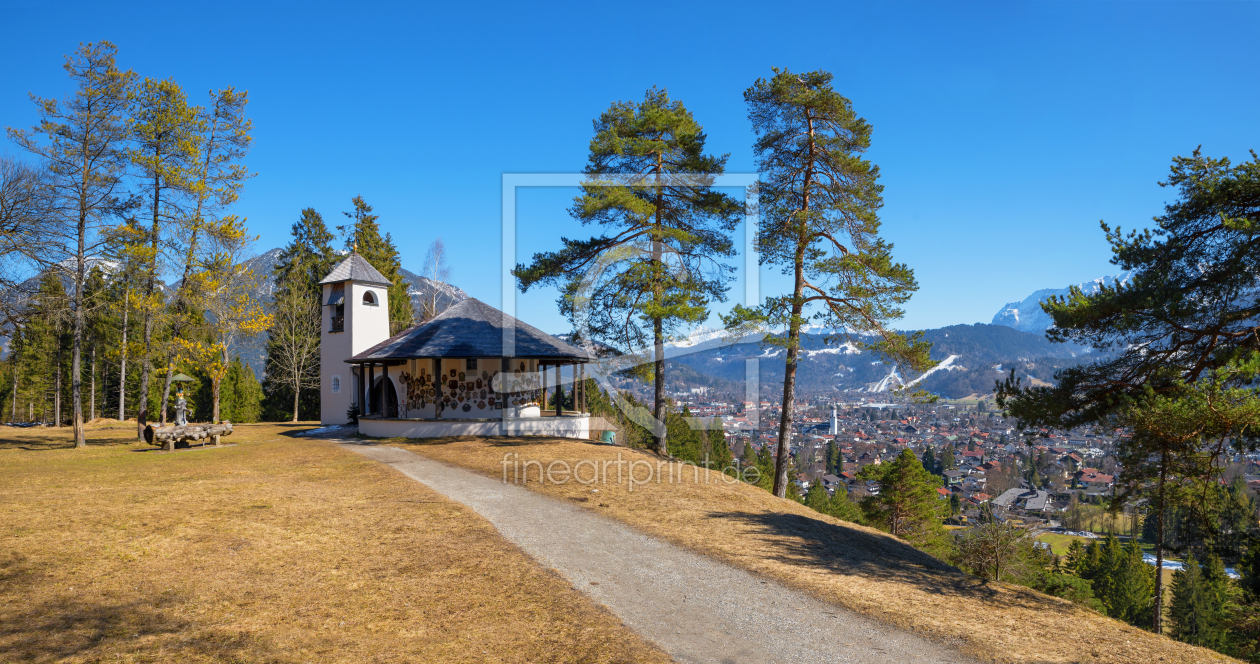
(0, 422, 670, 664)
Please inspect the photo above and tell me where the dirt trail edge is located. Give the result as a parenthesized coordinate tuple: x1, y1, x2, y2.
(339, 442, 975, 664)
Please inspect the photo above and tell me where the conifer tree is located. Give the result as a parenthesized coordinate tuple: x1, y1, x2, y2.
(342, 196, 411, 333)
(828, 485, 863, 523)
(857, 449, 944, 549)
(705, 421, 734, 472)
(1107, 539, 1155, 626)
(921, 447, 938, 476)
(1171, 552, 1213, 645)
(218, 356, 262, 424)
(1065, 539, 1086, 573)
(940, 445, 955, 471)
(667, 404, 703, 463)
(264, 208, 336, 421)
(8, 42, 135, 446)
(159, 87, 253, 423)
(825, 440, 842, 475)
(998, 150, 1260, 633)
(515, 87, 741, 454)
(126, 76, 202, 439)
(804, 480, 830, 514)
(724, 69, 931, 498)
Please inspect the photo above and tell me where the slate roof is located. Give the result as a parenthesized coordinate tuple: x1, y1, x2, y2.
(346, 298, 594, 363)
(318, 252, 392, 287)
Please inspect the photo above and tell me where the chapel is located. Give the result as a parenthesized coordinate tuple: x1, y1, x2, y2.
(318, 252, 594, 438)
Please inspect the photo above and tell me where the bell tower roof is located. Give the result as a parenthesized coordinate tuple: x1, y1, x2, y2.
(319, 251, 392, 287)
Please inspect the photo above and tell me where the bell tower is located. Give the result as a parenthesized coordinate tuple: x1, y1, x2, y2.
(319, 252, 392, 424)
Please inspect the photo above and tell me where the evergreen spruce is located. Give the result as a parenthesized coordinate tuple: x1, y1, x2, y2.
(857, 449, 945, 551)
(921, 447, 938, 475)
(342, 196, 412, 334)
(1171, 553, 1220, 646)
(804, 480, 830, 514)
(1107, 539, 1155, 626)
(826, 440, 842, 475)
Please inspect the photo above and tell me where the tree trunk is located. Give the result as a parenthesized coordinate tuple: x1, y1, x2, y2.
(159, 360, 175, 426)
(651, 156, 667, 454)
(1153, 456, 1167, 634)
(137, 171, 161, 441)
(773, 112, 817, 499)
(72, 214, 86, 446)
(10, 351, 17, 423)
(118, 285, 128, 420)
(54, 328, 62, 427)
(292, 376, 300, 423)
(90, 344, 96, 422)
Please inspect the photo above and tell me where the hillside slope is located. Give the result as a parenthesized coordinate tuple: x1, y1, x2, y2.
(398, 436, 1232, 664)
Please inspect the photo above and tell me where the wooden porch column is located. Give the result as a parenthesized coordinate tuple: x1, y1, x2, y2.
(540, 362, 547, 410)
(554, 364, 562, 417)
(579, 363, 586, 413)
(367, 363, 376, 415)
(382, 363, 390, 418)
(359, 364, 367, 415)
(436, 359, 443, 418)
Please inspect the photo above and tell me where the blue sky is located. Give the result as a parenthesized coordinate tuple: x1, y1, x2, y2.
(3, 1, 1258, 334)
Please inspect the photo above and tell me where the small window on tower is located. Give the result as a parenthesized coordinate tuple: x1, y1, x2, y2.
(466, 358, 477, 370)
(331, 375, 341, 393)
(362, 290, 377, 306)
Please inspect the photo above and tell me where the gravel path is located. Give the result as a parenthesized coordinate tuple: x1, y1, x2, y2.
(340, 442, 975, 664)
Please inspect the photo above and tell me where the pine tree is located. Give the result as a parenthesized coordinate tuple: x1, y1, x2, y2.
(826, 440, 842, 475)
(515, 87, 741, 454)
(1107, 539, 1155, 626)
(667, 404, 703, 463)
(218, 356, 262, 424)
(724, 69, 931, 498)
(940, 445, 955, 471)
(921, 447, 938, 475)
(705, 420, 734, 472)
(998, 150, 1260, 634)
(1065, 539, 1086, 573)
(1171, 552, 1216, 646)
(126, 75, 202, 439)
(9, 42, 135, 446)
(342, 196, 412, 333)
(159, 87, 254, 425)
(857, 449, 944, 549)
(804, 480, 829, 514)
(828, 485, 863, 523)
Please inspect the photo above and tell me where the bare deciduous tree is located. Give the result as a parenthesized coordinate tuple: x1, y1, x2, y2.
(268, 265, 321, 421)
(417, 238, 450, 322)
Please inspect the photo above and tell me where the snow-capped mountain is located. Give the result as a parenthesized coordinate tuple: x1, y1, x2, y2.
(992, 272, 1132, 333)
(399, 268, 469, 314)
(658, 323, 1093, 399)
(239, 249, 469, 314)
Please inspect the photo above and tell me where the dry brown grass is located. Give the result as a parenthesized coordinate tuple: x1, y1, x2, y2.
(0, 422, 672, 663)
(393, 435, 1234, 664)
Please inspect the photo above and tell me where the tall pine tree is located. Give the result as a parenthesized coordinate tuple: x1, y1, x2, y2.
(9, 42, 134, 446)
(725, 68, 931, 498)
(515, 87, 741, 454)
